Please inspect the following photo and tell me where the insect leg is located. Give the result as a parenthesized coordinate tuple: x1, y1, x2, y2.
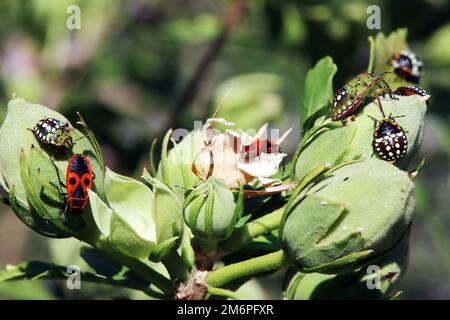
(50, 157, 66, 188)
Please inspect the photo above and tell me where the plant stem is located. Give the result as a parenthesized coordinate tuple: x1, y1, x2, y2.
(1, 261, 166, 299)
(220, 207, 284, 253)
(80, 233, 173, 297)
(207, 249, 291, 288)
(162, 250, 189, 283)
(207, 286, 241, 300)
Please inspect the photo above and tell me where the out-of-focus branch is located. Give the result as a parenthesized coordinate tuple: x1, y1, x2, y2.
(166, 0, 247, 130)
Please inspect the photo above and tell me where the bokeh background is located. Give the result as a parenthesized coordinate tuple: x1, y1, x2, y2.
(1, 0, 450, 299)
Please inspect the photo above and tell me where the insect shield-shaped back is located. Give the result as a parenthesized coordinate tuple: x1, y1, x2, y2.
(330, 73, 393, 121)
(372, 116, 408, 163)
(31, 118, 73, 148)
(391, 51, 423, 84)
(182, 178, 243, 241)
(65, 154, 94, 214)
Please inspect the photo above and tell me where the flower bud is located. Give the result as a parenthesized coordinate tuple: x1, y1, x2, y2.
(282, 158, 415, 274)
(0, 97, 103, 237)
(183, 178, 243, 241)
(87, 168, 183, 261)
(142, 169, 183, 258)
(285, 231, 410, 300)
(157, 129, 203, 199)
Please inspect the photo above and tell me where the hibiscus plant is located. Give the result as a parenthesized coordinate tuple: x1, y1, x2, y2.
(0, 29, 428, 300)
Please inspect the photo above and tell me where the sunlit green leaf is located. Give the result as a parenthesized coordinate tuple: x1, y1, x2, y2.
(301, 57, 337, 127)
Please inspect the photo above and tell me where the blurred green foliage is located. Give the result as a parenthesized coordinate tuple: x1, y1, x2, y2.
(0, 0, 450, 299)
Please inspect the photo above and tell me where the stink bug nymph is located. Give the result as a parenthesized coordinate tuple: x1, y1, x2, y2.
(391, 51, 423, 84)
(331, 72, 395, 121)
(394, 86, 428, 97)
(30, 118, 73, 148)
(65, 154, 94, 214)
(371, 115, 408, 163)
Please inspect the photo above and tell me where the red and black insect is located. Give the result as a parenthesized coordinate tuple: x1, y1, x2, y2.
(64, 154, 94, 214)
(394, 86, 428, 97)
(391, 51, 423, 83)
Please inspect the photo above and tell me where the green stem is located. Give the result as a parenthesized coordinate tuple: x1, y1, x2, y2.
(207, 250, 291, 288)
(80, 233, 173, 297)
(162, 250, 189, 283)
(207, 286, 241, 300)
(220, 207, 284, 253)
(1, 261, 165, 299)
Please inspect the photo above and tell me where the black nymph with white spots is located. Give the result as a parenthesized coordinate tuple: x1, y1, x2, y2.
(371, 116, 408, 163)
(30, 118, 73, 148)
(391, 51, 423, 84)
(394, 86, 428, 97)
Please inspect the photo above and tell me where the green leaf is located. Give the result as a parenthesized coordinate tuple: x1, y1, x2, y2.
(105, 168, 156, 259)
(19, 148, 76, 236)
(234, 214, 252, 229)
(77, 112, 104, 173)
(8, 185, 68, 238)
(181, 227, 195, 270)
(301, 56, 337, 127)
(302, 249, 373, 274)
(148, 236, 180, 262)
(368, 28, 411, 86)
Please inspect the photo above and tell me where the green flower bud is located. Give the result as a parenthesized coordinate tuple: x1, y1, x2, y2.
(88, 168, 182, 261)
(0, 98, 104, 237)
(142, 169, 184, 261)
(285, 231, 410, 300)
(183, 178, 243, 241)
(282, 158, 415, 274)
(157, 129, 203, 200)
(295, 95, 427, 181)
